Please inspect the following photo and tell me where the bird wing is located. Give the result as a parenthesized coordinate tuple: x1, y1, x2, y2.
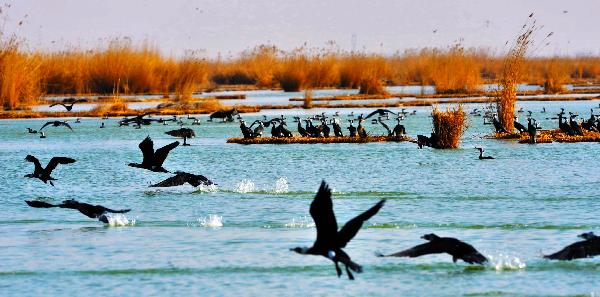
(365, 109, 397, 119)
(544, 240, 600, 260)
(96, 205, 131, 214)
(385, 241, 446, 258)
(25, 200, 59, 208)
(45, 157, 76, 174)
(149, 173, 190, 187)
(379, 120, 391, 135)
(139, 137, 154, 167)
(25, 155, 43, 174)
(337, 199, 385, 248)
(153, 141, 179, 167)
(309, 181, 338, 249)
(49, 103, 66, 108)
(39, 122, 53, 131)
(60, 122, 74, 131)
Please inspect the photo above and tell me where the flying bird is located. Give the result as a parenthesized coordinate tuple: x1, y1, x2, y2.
(40, 121, 73, 131)
(544, 232, 600, 260)
(25, 199, 130, 223)
(290, 181, 386, 280)
(49, 99, 85, 111)
(24, 155, 76, 186)
(128, 136, 179, 173)
(377, 233, 487, 265)
(150, 171, 214, 187)
(364, 109, 397, 119)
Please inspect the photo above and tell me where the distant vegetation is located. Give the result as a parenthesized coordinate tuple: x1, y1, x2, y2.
(1, 30, 600, 110)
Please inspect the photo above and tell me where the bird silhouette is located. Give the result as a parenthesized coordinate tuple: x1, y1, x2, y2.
(150, 171, 214, 187)
(40, 121, 73, 131)
(49, 99, 85, 111)
(290, 181, 385, 280)
(544, 232, 600, 260)
(25, 199, 130, 223)
(24, 155, 76, 186)
(128, 136, 179, 173)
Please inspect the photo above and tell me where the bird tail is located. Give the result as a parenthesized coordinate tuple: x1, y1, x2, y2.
(463, 253, 488, 265)
(25, 200, 58, 208)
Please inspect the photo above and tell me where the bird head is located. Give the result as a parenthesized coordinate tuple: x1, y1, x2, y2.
(290, 247, 309, 254)
(578, 232, 597, 240)
(421, 233, 439, 241)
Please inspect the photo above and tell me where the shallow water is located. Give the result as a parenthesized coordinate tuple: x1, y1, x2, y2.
(2, 99, 600, 296)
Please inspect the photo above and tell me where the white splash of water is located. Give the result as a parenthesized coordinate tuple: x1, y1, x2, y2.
(284, 216, 315, 228)
(196, 184, 218, 193)
(234, 179, 255, 193)
(272, 177, 289, 194)
(198, 214, 223, 228)
(105, 214, 136, 227)
(486, 253, 526, 271)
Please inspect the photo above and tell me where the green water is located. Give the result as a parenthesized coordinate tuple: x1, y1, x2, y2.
(1, 100, 600, 296)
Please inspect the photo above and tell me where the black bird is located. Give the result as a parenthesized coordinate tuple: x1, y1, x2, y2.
(364, 109, 397, 119)
(39, 132, 46, 139)
(150, 171, 214, 187)
(251, 120, 265, 137)
(165, 128, 196, 146)
(278, 121, 293, 137)
(544, 232, 600, 260)
(347, 120, 357, 137)
(290, 181, 385, 280)
(128, 136, 179, 173)
(392, 117, 406, 136)
(239, 120, 254, 139)
(100, 122, 105, 128)
(27, 128, 37, 134)
(24, 155, 76, 186)
(527, 117, 538, 144)
(297, 119, 309, 137)
(357, 119, 367, 138)
(49, 99, 85, 111)
(377, 233, 487, 265)
(558, 112, 575, 135)
(476, 147, 494, 159)
(40, 121, 73, 131)
(492, 115, 506, 133)
(569, 114, 583, 136)
(25, 199, 130, 223)
(331, 118, 343, 137)
(514, 116, 527, 133)
(320, 118, 331, 137)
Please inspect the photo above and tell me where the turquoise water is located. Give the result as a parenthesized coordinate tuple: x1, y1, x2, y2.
(2, 100, 600, 296)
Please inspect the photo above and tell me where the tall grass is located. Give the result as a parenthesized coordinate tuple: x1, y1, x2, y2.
(0, 37, 42, 110)
(431, 105, 467, 149)
(173, 55, 208, 103)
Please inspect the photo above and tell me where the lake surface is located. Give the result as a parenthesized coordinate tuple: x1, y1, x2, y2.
(2, 99, 600, 296)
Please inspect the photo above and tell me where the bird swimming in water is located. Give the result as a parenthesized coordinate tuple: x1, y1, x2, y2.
(49, 99, 85, 111)
(377, 233, 487, 265)
(128, 136, 179, 173)
(475, 147, 494, 160)
(100, 122, 105, 128)
(290, 181, 385, 280)
(544, 232, 600, 260)
(25, 199, 130, 223)
(75, 118, 81, 123)
(150, 171, 215, 187)
(27, 128, 37, 134)
(40, 121, 73, 131)
(24, 155, 76, 186)
(39, 132, 46, 138)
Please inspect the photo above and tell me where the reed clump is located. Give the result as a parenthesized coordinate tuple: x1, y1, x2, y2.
(427, 44, 482, 94)
(173, 55, 208, 103)
(541, 58, 569, 93)
(431, 105, 467, 148)
(303, 89, 313, 109)
(0, 37, 42, 110)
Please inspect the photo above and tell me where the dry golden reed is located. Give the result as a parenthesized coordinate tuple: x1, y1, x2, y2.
(431, 105, 467, 148)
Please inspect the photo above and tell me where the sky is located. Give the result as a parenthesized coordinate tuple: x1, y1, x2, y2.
(2, 0, 599, 57)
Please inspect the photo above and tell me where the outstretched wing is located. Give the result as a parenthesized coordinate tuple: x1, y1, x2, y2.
(379, 120, 391, 135)
(149, 173, 190, 187)
(365, 109, 397, 119)
(49, 103, 66, 108)
(544, 240, 600, 260)
(45, 157, 76, 175)
(39, 122, 53, 131)
(153, 141, 179, 167)
(25, 155, 43, 174)
(385, 241, 446, 258)
(337, 199, 385, 247)
(25, 200, 59, 208)
(310, 181, 338, 249)
(96, 205, 131, 214)
(139, 136, 154, 167)
(60, 122, 74, 131)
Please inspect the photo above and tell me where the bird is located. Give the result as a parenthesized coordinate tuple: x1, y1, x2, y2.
(357, 118, 367, 138)
(544, 232, 600, 260)
(347, 120, 357, 137)
(99, 122, 105, 128)
(25, 199, 130, 223)
(475, 147, 494, 160)
(39, 132, 46, 139)
(27, 128, 37, 134)
(527, 117, 538, 144)
(331, 118, 343, 137)
(377, 233, 487, 265)
(150, 171, 214, 187)
(75, 118, 81, 123)
(492, 115, 506, 133)
(24, 155, 76, 186)
(49, 99, 85, 111)
(377, 117, 392, 136)
(128, 136, 179, 173)
(40, 121, 73, 131)
(290, 181, 385, 280)
(239, 120, 254, 139)
(392, 117, 406, 136)
(514, 116, 527, 133)
(364, 109, 397, 119)
(165, 128, 196, 146)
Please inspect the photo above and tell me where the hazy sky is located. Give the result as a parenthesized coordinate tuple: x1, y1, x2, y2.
(3, 0, 599, 57)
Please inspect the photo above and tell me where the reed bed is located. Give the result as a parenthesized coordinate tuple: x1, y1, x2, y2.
(227, 135, 413, 145)
(431, 106, 467, 149)
(518, 129, 600, 143)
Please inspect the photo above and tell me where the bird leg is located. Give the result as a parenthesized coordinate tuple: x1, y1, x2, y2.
(345, 264, 355, 280)
(334, 262, 342, 278)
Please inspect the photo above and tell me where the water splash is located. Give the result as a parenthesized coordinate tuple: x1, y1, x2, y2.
(234, 179, 255, 193)
(284, 216, 315, 228)
(104, 214, 136, 227)
(198, 215, 223, 228)
(486, 253, 526, 271)
(196, 184, 218, 193)
(272, 177, 289, 194)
